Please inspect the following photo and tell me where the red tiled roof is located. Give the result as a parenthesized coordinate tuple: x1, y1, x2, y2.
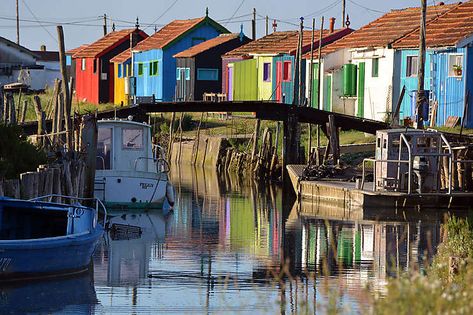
(133, 17, 228, 52)
(66, 44, 88, 56)
(320, 3, 458, 56)
(393, 1, 473, 48)
(173, 33, 241, 58)
(72, 29, 147, 58)
(223, 28, 352, 58)
(110, 49, 131, 63)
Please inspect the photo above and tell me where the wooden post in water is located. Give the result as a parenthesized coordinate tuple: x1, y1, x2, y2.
(80, 115, 97, 203)
(282, 110, 300, 182)
(167, 112, 176, 161)
(4, 179, 20, 199)
(416, 0, 427, 129)
(251, 119, 261, 165)
(33, 96, 45, 146)
(20, 100, 28, 123)
(193, 112, 205, 165)
(3, 93, 10, 124)
(57, 25, 72, 150)
(8, 94, 16, 125)
(20, 172, 39, 199)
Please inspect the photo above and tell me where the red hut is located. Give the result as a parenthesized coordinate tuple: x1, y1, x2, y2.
(72, 28, 147, 104)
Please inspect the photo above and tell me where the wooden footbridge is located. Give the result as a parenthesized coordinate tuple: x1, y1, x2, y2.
(21, 100, 389, 136)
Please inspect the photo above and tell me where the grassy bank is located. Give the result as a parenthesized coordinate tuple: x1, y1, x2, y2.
(374, 215, 473, 314)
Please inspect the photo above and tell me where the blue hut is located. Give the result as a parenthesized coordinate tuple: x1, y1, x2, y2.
(393, 1, 473, 127)
(131, 15, 228, 102)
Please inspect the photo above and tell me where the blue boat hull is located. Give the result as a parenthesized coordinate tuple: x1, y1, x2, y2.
(0, 226, 103, 280)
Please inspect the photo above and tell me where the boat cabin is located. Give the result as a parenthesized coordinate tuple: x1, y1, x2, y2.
(96, 119, 156, 173)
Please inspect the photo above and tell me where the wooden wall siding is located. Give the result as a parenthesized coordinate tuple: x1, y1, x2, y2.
(175, 58, 194, 101)
(272, 55, 295, 104)
(222, 57, 243, 98)
(75, 57, 99, 104)
(467, 47, 473, 128)
(398, 48, 468, 126)
(134, 49, 163, 100)
(233, 59, 257, 101)
(113, 59, 131, 105)
(257, 56, 274, 101)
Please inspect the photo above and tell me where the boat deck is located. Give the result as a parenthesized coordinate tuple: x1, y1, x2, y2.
(287, 165, 473, 209)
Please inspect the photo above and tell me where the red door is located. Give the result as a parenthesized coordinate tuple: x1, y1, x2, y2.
(276, 61, 282, 102)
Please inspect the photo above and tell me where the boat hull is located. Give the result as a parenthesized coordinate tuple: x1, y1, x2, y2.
(95, 171, 168, 209)
(0, 226, 103, 280)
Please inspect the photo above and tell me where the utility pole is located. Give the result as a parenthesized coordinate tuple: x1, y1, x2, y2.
(265, 15, 269, 36)
(252, 8, 256, 40)
(103, 13, 108, 35)
(416, 0, 427, 129)
(298, 17, 304, 106)
(316, 16, 324, 165)
(342, 0, 346, 28)
(16, 0, 20, 44)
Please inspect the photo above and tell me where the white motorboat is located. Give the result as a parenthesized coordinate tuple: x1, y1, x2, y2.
(94, 118, 173, 209)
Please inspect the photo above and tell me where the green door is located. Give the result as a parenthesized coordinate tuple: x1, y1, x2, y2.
(357, 62, 365, 118)
(324, 75, 332, 111)
(311, 63, 319, 108)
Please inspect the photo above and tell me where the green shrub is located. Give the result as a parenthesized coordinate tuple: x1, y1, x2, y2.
(0, 124, 47, 179)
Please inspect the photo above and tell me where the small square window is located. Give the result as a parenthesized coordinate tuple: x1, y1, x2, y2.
(138, 63, 144, 76)
(152, 61, 158, 76)
(118, 64, 122, 78)
(372, 58, 379, 78)
(406, 56, 418, 77)
(81, 58, 86, 71)
(283, 61, 291, 81)
(448, 54, 463, 77)
(263, 62, 271, 82)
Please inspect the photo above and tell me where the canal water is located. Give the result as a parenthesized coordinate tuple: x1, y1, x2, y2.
(1, 166, 464, 314)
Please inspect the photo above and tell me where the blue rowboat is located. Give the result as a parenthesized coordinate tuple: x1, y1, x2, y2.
(0, 195, 106, 281)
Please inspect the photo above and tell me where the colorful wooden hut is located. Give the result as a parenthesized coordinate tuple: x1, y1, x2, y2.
(222, 26, 352, 104)
(71, 28, 147, 104)
(311, 4, 455, 121)
(130, 15, 228, 102)
(392, 1, 473, 127)
(110, 50, 133, 105)
(173, 33, 250, 101)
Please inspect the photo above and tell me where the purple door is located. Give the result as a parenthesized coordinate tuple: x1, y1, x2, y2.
(227, 66, 233, 101)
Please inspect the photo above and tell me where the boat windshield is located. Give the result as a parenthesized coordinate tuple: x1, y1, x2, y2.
(97, 127, 112, 170)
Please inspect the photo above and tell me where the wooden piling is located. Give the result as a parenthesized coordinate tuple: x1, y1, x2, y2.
(251, 119, 261, 165)
(33, 96, 45, 146)
(20, 172, 39, 200)
(57, 25, 72, 150)
(4, 179, 20, 199)
(20, 100, 28, 123)
(0, 180, 3, 197)
(9, 94, 16, 125)
(80, 115, 97, 202)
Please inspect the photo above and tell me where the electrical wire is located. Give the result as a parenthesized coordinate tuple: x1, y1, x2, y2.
(21, 0, 57, 42)
(224, 0, 246, 27)
(143, 0, 179, 31)
(348, 0, 387, 14)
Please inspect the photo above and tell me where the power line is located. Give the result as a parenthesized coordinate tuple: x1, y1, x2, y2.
(21, 0, 57, 42)
(348, 0, 387, 14)
(143, 0, 180, 31)
(224, 0, 246, 26)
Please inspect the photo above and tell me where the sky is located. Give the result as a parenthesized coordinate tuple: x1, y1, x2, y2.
(0, 0, 460, 51)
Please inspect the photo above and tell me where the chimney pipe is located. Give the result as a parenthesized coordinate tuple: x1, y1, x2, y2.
(329, 17, 336, 33)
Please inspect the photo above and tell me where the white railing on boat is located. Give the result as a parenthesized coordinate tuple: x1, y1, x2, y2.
(29, 195, 108, 227)
(133, 157, 170, 173)
(361, 133, 454, 195)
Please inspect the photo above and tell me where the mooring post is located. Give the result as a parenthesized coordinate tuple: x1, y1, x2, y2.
(282, 109, 301, 183)
(80, 115, 97, 205)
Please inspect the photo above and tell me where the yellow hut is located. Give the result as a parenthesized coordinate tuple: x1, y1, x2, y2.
(110, 50, 132, 106)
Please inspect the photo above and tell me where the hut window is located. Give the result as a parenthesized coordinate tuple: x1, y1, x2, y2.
(93, 59, 97, 73)
(138, 63, 144, 76)
(197, 68, 218, 81)
(185, 68, 190, 80)
(263, 63, 271, 82)
(176, 68, 181, 80)
(81, 58, 86, 71)
(406, 56, 418, 77)
(371, 58, 379, 78)
(118, 64, 122, 78)
(283, 61, 291, 81)
(448, 54, 463, 77)
(149, 61, 158, 76)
